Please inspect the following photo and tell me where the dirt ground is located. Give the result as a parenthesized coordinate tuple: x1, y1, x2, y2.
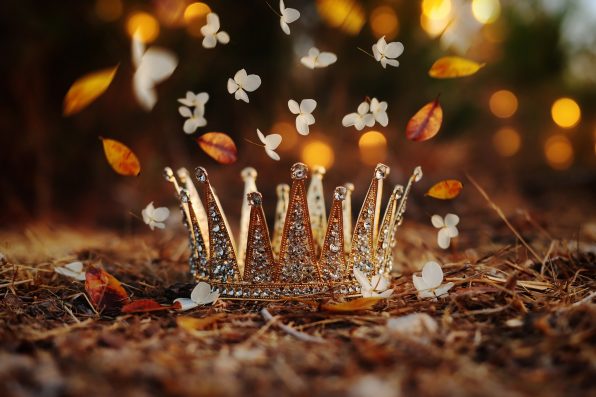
(1, 200, 595, 397)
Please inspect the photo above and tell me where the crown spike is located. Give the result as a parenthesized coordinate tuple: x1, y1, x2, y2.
(278, 163, 321, 283)
(385, 166, 423, 275)
(342, 183, 354, 252)
(177, 167, 209, 253)
(243, 192, 280, 284)
(163, 168, 208, 277)
(319, 186, 348, 282)
(271, 184, 290, 258)
(307, 165, 327, 255)
(194, 167, 240, 282)
(375, 185, 403, 276)
(238, 167, 258, 272)
(349, 163, 389, 277)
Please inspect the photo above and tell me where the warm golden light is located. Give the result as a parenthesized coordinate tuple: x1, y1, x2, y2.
(420, 14, 449, 37)
(358, 131, 387, 165)
(472, 0, 501, 24)
(492, 127, 521, 157)
(184, 2, 211, 37)
(95, 0, 123, 22)
(551, 97, 581, 128)
(370, 6, 399, 40)
(270, 121, 297, 152)
(155, 0, 190, 27)
(422, 0, 452, 20)
(126, 12, 160, 43)
(545, 135, 573, 170)
(317, 0, 365, 35)
(301, 140, 335, 169)
(489, 90, 518, 118)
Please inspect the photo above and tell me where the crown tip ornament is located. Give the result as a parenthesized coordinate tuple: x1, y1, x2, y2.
(164, 162, 422, 300)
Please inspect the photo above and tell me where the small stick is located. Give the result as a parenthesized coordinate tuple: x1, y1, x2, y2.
(357, 47, 375, 59)
(264, 1, 282, 17)
(261, 308, 326, 343)
(466, 173, 544, 267)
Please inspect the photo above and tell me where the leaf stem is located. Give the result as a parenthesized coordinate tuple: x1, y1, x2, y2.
(357, 47, 375, 59)
(265, 1, 282, 17)
(244, 138, 265, 148)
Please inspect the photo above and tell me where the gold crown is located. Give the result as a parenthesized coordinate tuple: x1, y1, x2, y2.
(163, 162, 422, 300)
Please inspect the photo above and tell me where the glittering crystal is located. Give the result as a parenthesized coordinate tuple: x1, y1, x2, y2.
(374, 163, 389, 180)
(195, 166, 208, 183)
(247, 192, 262, 206)
(291, 162, 308, 180)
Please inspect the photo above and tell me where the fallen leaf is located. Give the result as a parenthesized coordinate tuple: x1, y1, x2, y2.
(101, 137, 141, 176)
(405, 98, 443, 142)
(320, 297, 382, 313)
(121, 299, 173, 313)
(196, 132, 237, 164)
(429, 56, 485, 79)
(63, 65, 118, 116)
(85, 267, 130, 314)
(177, 314, 224, 331)
(426, 179, 463, 199)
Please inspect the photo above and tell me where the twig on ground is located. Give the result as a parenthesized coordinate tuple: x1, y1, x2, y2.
(261, 308, 326, 343)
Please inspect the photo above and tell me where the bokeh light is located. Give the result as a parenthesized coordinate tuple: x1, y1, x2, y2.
(420, 0, 451, 37)
(184, 2, 211, 37)
(301, 140, 334, 169)
(544, 135, 574, 170)
(358, 131, 387, 165)
(126, 12, 160, 43)
(370, 6, 399, 40)
(489, 90, 518, 118)
(317, 0, 365, 35)
(270, 121, 297, 152)
(94, 0, 122, 22)
(472, 0, 501, 24)
(551, 97, 581, 128)
(154, 0, 190, 27)
(492, 127, 521, 157)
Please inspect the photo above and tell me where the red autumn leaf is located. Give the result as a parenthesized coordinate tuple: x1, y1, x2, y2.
(426, 179, 463, 200)
(196, 132, 238, 164)
(405, 98, 443, 142)
(101, 137, 141, 176)
(121, 299, 173, 313)
(85, 267, 130, 314)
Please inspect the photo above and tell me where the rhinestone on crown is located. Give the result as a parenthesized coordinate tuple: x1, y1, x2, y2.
(164, 162, 422, 300)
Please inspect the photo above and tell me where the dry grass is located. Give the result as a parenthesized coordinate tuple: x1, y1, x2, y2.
(0, 215, 595, 397)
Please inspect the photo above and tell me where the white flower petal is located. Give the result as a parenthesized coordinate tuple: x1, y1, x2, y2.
(288, 99, 300, 114)
(264, 133, 282, 150)
(418, 290, 436, 299)
(178, 98, 194, 107)
(241, 74, 261, 92)
(282, 8, 300, 24)
(422, 261, 443, 289)
(191, 282, 212, 303)
(434, 282, 454, 297)
(300, 56, 316, 69)
(357, 101, 370, 114)
(412, 274, 429, 292)
(178, 106, 192, 118)
(375, 111, 388, 127)
(371, 274, 390, 291)
(174, 298, 199, 311)
(384, 41, 404, 58)
(265, 148, 280, 161)
(227, 78, 239, 94)
(216, 31, 230, 44)
(234, 69, 248, 85)
(376, 36, 388, 52)
(372, 44, 381, 61)
(380, 58, 388, 68)
(256, 128, 267, 144)
(317, 52, 337, 67)
(385, 59, 400, 67)
(308, 47, 320, 57)
(378, 289, 394, 298)
(184, 119, 199, 134)
(438, 228, 452, 249)
(300, 99, 317, 114)
(280, 20, 290, 35)
(444, 213, 460, 227)
(153, 221, 166, 229)
(202, 34, 217, 49)
(431, 214, 445, 229)
(205, 12, 220, 32)
(446, 226, 459, 238)
(342, 113, 357, 127)
(363, 113, 375, 127)
(235, 89, 249, 103)
(296, 115, 310, 135)
(354, 117, 365, 130)
(353, 267, 372, 292)
(54, 261, 86, 281)
(152, 207, 170, 222)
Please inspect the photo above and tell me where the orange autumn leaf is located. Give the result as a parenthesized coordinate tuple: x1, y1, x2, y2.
(196, 132, 238, 165)
(320, 297, 382, 313)
(426, 179, 463, 199)
(121, 299, 173, 313)
(177, 314, 224, 331)
(101, 137, 141, 176)
(63, 65, 118, 116)
(405, 98, 443, 142)
(85, 267, 130, 314)
(429, 56, 485, 79)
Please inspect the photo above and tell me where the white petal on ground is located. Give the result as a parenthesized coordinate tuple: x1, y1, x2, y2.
(421, 261, 444, 289)
(54, 261, 86, 281)
(386, 313, 438, 336)
(173, 298, 199, 311)
(434, 282, 454, 297)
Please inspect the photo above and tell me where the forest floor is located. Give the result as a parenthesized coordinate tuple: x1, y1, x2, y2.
(1, 198, 595, 397)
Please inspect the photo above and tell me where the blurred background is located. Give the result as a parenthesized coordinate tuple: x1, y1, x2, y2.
(0, 0, 595, 232)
